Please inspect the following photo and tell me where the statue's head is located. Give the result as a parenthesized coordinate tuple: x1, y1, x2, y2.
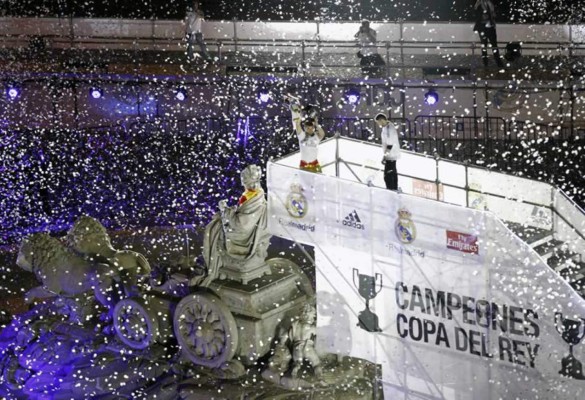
(66, 216, 114, 255)
(16, 236, 35, 272)
(17, 233, 63, 273)
(241, 165, 262, 190)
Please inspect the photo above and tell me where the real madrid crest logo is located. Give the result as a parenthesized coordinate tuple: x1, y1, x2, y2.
(286, 182, 308, 218)
(395, 207, 416, 244)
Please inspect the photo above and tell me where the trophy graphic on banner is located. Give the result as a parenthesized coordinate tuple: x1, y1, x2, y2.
(555, 312, 585, 380)
(353, 268, 383, 333)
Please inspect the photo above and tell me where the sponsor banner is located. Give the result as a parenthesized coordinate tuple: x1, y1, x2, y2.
(321, 178, 372, 252)
(385, 206, 428, 259)
(269, 159, 585, 399)
(412, 178, 444, 201)
(382, 194, 484, 263)
(446, 230, 479, 255)
(267, 163, 320, 245)
(341, 209, 366, 231)
(468, 182, 488, 210)
(316, 210, 585, 400)
(268, 162, 485, 260)
(528, 205, 553, 230)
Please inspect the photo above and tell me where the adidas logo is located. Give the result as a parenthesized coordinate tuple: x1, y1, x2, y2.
(342, 210, 365, 230)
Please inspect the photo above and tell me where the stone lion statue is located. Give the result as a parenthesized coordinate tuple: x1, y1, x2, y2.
(65, 216, 151, 295)
(17, 233, 117, 308)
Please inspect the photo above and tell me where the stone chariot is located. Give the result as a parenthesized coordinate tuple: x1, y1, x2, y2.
(112, 165, 313, 370)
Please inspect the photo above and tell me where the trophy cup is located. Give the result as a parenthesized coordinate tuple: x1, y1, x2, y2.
(353, 268, 383, 333)
(555, 312, 585, 380)
(284, 93, 320, 120)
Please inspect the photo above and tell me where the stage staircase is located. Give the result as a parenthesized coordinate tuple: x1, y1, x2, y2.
(266, 136, 585, 302)
(267, 136, 585, 399)
(506, 222, 585, 296)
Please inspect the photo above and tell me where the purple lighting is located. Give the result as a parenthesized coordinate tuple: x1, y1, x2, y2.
(236, 116, 251, 147)
(7, 87, 19, 99)
(90, 87, 103, 99)
(175, 88, 187, 101)
(344, 88, 361, 105)
(347, 94, 359, 104)
(258, 90, 270, 103)
(424, 89, 439, 106)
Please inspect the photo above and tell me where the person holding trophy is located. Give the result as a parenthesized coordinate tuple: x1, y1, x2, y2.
(286, 94, 326, 173)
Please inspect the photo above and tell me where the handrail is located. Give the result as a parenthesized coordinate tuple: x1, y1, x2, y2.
(1, 17, 585, 44)
(3, 34, 584, 52)
(273, 135, 585, 245)
(558, 188, 585, 216)
(554, 188, 585, 245)
(554, 210, 585, 244)
(3, 117, 583, 249)
(122, 114, 576, 183)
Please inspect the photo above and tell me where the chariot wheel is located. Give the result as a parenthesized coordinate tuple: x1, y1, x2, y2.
(173, 292, 238, 368)
(113, 297, 160, 350)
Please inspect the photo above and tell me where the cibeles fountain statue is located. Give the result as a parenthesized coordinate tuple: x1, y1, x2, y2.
(0, 165, 380, 400)
(202, 164, 272, 285)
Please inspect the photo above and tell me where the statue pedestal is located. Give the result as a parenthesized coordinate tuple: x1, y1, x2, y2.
(219, 253, 272, 285)
(209, 258, 309, 364)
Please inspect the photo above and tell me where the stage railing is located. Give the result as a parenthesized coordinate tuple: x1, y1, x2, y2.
(274, 135, 585, 258)
(120, 114, 582, 184)
(1, 18, 585, 65)
(1, 114, 582, 245)
(124, 112, 585, 177)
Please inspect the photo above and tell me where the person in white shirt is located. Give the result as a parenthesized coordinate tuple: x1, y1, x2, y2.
(355, 20, 385, 77)
(291, 102, 326, 173)
(375, 113, 401, 190)
(185, 2, 210, 61)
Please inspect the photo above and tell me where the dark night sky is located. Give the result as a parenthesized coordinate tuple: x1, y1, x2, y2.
(0, 0, 582, 23)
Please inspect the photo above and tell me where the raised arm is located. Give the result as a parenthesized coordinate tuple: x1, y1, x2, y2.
(290, 102, 304, 138)
(315, 122, 325, 140)
(294, 119, 305, 139)
(486, 0, 496, 23)
(366, 29, 377, 43)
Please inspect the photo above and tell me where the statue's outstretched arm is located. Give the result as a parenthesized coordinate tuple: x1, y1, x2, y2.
(220, 205, 238, 228)
(25, 286, 57, 303)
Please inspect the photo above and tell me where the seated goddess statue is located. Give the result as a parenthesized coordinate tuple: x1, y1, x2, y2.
(201, 165, 271, 285)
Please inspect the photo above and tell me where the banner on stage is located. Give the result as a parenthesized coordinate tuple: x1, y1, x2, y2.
(267, 161, 585, 400)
